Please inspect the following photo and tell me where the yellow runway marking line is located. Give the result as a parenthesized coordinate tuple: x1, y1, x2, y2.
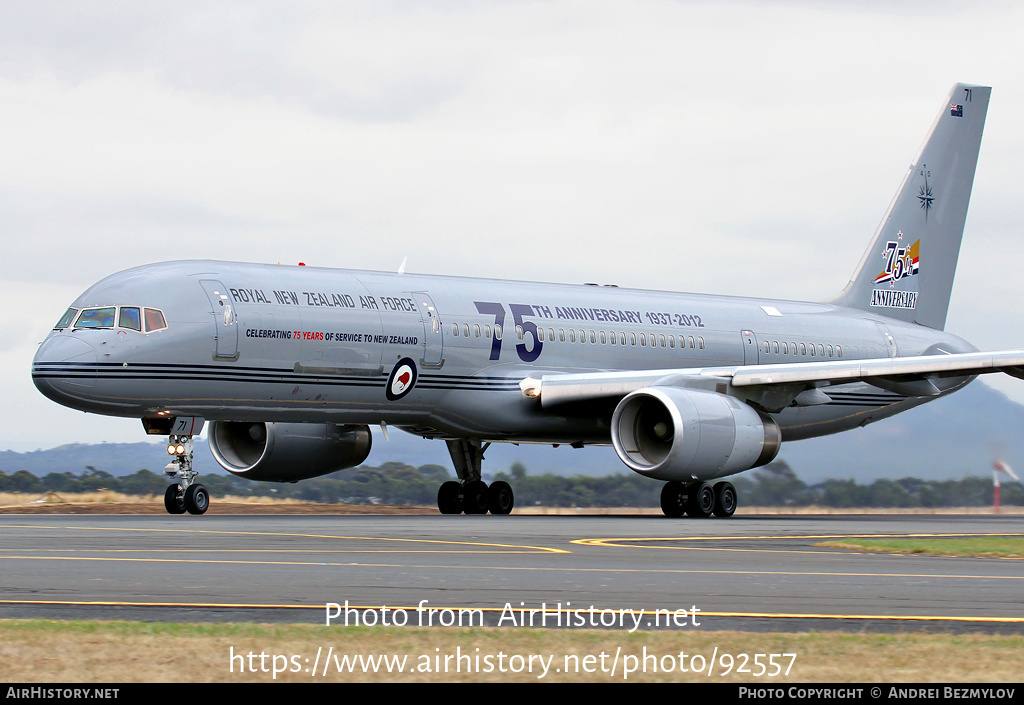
(1, 599, 1022, 624)
(0, 523, 567, 554)
(0, 555, 415, 567)
(1, 554, 1020, 581)
(574, 532, 1024, 550)
(0, 548, 543, 555)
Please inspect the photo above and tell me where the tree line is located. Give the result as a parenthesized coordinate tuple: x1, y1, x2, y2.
(0, 460, 1019, 508)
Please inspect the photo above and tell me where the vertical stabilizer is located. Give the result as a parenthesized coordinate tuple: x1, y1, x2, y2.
(830, 83, 989, 330)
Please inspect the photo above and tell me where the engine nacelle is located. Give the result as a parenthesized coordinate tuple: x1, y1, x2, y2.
(208, 421, 372, 482)
(611, 387, 780, 481)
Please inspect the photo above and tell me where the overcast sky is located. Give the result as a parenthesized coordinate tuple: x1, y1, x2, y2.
(4, 1, 1024, 452)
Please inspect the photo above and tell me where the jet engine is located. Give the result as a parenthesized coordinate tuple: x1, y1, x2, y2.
(611, 387, 780, 481)
(208, 421, 372, 482)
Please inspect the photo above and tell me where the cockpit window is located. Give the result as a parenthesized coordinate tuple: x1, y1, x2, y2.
(75, 307, 116, 328)
(118, 307, 142, 331)
(59, 305, 166, 333)
(53, 308, 79, 330)
(144, 308, 167, 332)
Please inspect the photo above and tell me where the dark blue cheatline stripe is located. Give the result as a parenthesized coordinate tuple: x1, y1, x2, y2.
(34, 361, 519, 381)
(33, 361, 295, 373)
(419, 374, 520, 390)
(31, 362, 522, 392)
(31, 363, 929, 397)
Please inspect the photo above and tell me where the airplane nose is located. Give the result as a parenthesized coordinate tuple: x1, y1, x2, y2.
(32, 335, 98, 404)
(34, 334, 97, 364)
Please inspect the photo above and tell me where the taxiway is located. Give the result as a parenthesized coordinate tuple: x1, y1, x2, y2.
(0, 513, 1021, 632)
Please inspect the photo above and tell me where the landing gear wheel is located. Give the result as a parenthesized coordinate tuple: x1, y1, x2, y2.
(463, 480, 490, 515)
(487, 481, 514, 515)
(437, 481, 464, 514)
(163, 484, 186, 515)
(660, 481, 687, 517)
(713, 481, 737, 518)
(183, 484, 209, 515)
(686, 482, 715, 518)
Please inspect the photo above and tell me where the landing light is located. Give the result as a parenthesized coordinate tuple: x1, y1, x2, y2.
(519, 377, 542, 397)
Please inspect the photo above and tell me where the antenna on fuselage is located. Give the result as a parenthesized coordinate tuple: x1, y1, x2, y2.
(397, 258, 407, 275)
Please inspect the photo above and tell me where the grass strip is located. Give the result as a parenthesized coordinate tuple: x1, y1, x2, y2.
(816, 536, 1024, 558)
(2, 619, 1022, 682)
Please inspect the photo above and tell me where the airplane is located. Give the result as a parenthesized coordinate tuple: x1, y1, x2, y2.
(32, 82, 1024, 518)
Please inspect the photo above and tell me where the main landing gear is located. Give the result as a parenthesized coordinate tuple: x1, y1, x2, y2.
(163, 434, 209, 516)
(437, 439, 515, 515)
(660, 480, 737, 518)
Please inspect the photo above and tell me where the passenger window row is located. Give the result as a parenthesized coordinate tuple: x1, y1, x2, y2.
(762, 340, 842, 358)
(450, 322, 706, 350)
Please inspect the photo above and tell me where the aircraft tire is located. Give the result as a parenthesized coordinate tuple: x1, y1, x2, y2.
(713, 481, 737, 518)
(660, 481, 687, 518)
(685, 482, 715, 518)
(437, 481, 463, 514)
(463, 480, 490, 515)
(184, 484, 210, 515)
(164, 484, 186, 515)
(487, 481, 514, 515)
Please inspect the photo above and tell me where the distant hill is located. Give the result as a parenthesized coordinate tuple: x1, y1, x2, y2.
(0, 441, 185, 479)
(2, 381, 1021, 484)
(779, 381, 1024, 483)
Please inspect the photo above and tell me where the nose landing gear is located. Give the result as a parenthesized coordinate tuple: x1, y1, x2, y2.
(163, 434, 209, 515)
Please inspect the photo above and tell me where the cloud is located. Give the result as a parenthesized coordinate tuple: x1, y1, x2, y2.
(5, 1, 1024, 449)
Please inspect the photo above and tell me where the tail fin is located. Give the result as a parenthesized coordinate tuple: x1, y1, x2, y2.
(830, 82, 989, 330)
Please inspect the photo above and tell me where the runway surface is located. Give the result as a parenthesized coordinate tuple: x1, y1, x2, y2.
(1, 513, 1022, 632)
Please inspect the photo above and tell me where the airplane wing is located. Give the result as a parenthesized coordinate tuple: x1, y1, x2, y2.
(521, 349, 1024, 411)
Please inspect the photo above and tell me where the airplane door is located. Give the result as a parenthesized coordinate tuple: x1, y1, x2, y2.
(875, 323, 898, 358)
(199, 280, 239, 360)
(413, 292, 444, 367)
(741, 330, 759, 365)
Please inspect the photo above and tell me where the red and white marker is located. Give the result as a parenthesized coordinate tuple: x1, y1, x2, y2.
(993, 460, 1020, 514)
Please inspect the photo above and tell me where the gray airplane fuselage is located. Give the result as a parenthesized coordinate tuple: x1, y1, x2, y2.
(32, 259, 976, 445)
(29, 83, 1010, 517)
